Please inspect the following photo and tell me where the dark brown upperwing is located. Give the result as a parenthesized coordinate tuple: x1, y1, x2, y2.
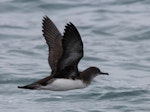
(54, 22, 84, 79)
(42, 16, 63, 74)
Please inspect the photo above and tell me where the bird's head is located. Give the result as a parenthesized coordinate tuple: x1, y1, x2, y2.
(80, 67, 109, 84)
(87, 67, 109, 77)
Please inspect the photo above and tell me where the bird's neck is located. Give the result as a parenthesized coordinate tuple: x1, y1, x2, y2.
(79, 73, 94, 85)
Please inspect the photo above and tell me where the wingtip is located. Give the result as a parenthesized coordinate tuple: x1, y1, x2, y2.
(64, 22, 74, 31)
(66, 22, 73, 27)
(63, 22, 78, 35)
(42, 15, 50, 23)
(43, 15, 48, 19)
(69, 22, 73, 26)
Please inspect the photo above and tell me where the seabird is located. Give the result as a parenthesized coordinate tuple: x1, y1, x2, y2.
(18, 16, 109, 91)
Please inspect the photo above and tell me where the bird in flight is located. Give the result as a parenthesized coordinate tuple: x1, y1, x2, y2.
(18, 16, 109, 91)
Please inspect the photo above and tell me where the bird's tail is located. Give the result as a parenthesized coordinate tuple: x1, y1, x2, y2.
(18, 84, 38, 90)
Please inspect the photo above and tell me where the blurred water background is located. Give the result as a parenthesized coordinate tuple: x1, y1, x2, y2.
(0, 0, 150, 112)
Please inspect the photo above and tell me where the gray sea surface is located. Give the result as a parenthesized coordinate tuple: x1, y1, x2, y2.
(0, 0, 150, 112)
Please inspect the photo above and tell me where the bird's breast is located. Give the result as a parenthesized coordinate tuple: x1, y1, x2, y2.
(39, 78, 87, 91)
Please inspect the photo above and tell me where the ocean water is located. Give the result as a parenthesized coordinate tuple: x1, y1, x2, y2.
(0, 0, 150, 112)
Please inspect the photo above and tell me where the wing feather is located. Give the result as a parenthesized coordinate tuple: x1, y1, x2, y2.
(54, 22, 83, 79)
(42, 16, 63, 74)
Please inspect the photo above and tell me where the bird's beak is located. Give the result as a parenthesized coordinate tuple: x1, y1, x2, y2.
(100, 72, 109, 75)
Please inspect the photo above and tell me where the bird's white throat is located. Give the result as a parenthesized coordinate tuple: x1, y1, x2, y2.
(39, 78, 87, 91)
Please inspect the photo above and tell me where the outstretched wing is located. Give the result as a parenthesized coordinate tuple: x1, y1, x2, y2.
(42, 16, 63, 74)
(54, 22, 84, 79)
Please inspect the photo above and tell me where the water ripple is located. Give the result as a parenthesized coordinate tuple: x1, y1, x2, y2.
(0, 0, 150, 112)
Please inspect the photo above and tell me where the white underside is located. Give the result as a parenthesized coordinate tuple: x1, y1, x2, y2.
(38, 79, 87, 91)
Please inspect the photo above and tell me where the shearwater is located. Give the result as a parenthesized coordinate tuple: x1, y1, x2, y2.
(18, 16, 109, 91)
